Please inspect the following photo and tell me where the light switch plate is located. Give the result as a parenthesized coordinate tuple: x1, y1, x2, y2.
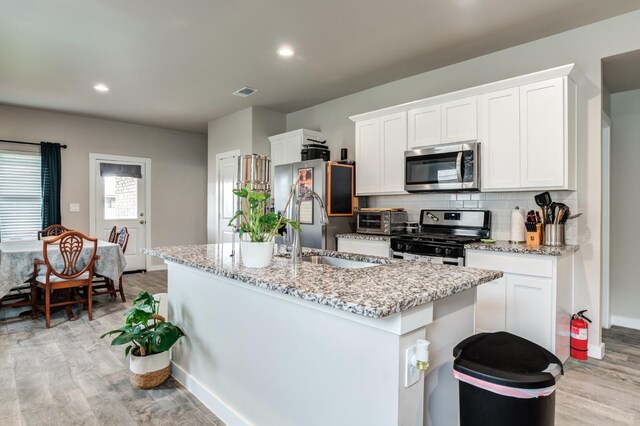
(69, 203, 80, 212)
(405, 345, 420, 388)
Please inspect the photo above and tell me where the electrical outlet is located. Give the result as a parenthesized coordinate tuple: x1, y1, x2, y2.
(405, 345, 421, 388)
(69, 203, 80, 212)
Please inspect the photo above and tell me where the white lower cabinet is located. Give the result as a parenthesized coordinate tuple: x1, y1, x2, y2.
(337, 237, 391, 258)
(467, 249, 574, 362)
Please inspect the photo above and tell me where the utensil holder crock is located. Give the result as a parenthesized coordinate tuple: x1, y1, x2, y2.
(544, 224, 565, 247)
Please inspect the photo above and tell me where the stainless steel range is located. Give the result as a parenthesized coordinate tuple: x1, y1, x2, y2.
(390, 209, 491, 266)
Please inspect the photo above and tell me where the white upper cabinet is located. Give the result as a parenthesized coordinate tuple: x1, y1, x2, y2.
(355, 113, 407, 195)
(269, 129, 324, 166)
(350, 64, 580, 194)
(407, 105, 441, 149)
(441, 96, 478, 143)
(355, 118, 382, 195)
(479, 88, 521, 190)
(520, 78, 567, 189)
(380, 112, 407, 193)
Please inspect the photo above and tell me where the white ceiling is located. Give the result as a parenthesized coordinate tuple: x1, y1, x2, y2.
(603, 49, 640, 93)
(2, 0, 640, 133)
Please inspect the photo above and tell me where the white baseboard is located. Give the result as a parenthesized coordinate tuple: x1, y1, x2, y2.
(171, 362, 251, 426)
(588, 342, 605, 359)
(611, 314, 640, 331)
(146, 264, 168, 272)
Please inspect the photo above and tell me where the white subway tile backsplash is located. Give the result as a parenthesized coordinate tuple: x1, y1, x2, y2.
(368, 190, 578, 244)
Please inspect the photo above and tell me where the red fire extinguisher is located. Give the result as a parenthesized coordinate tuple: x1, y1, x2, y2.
(570, 310, 592, 360)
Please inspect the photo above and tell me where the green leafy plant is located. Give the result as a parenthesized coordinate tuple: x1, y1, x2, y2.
(101, 291, 185, 357)
(229, 185, 300, 242)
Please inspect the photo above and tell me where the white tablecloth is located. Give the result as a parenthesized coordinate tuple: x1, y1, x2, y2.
(0, 240, 127, 299)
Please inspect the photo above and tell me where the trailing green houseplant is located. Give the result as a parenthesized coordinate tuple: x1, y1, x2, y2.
(229, 185, 300, 242)
(101, 291, 185, 388)
(229, 185, 299, 267)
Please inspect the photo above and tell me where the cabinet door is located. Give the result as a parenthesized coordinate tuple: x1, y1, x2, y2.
(355, 118, 381, 195)
(475, 277, 507, 333)
(270, 140, 289, 167)
(520, 78, 565, 188)
(441, 96, 478, 143)
(408, 105, 441, 148)
(479, 88, 521, 190)
(380, 112, 407, 193)
(506, 275, 553, 350)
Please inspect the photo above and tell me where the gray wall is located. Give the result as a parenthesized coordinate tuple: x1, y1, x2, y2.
(207, 107, 285, 242)
(286, 9, 640, 349)
(0, 105, 207, 267)
(610, 89, 640, 327)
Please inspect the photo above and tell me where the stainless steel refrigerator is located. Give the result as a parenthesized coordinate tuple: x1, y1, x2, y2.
(274, 159, 355, 251)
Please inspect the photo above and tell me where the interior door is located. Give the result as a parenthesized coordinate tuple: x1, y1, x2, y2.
(95, 159, 147, 271)
(217, 153, 238, 243)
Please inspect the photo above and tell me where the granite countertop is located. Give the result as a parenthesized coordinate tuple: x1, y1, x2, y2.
(143, 244, 502, 319)
(335, 233, 391, 242)
(465, 240, 579, 256)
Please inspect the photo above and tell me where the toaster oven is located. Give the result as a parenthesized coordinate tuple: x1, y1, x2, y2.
(356, 210, 408, 235)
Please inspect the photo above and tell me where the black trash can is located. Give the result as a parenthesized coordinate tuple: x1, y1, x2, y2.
(453, 331, 563, 426)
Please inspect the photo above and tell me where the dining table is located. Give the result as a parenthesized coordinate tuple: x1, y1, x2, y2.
(0, 239, 127, 300)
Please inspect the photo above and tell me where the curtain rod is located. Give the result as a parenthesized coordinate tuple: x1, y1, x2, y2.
(0, 139, 68, 149)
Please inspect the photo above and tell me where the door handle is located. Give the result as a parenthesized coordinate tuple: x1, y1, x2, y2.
(139, 220, 146, 225)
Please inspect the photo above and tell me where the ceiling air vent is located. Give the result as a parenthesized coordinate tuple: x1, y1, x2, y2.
(232, 87, 258, 97)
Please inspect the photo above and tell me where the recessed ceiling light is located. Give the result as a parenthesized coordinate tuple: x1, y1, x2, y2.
(94, 83, 109, 92)
(277, 46, 295, 57)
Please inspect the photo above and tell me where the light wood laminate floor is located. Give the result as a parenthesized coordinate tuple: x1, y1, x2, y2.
(0, 271, 224, 426)
(1, 271, 639, 425)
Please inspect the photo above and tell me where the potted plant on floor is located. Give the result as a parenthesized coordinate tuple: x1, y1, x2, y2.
(229, 185, 299, 268)
(101, 291, 185, 389)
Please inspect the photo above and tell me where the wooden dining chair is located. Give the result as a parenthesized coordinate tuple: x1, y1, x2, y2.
(37, 224, 70, 240)
(93, 227, 129, 302)
(107, 225, 117, 243)
(31, 231, 98, 328)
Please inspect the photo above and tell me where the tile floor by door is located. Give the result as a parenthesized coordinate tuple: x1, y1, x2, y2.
(0, 271, 638, 426)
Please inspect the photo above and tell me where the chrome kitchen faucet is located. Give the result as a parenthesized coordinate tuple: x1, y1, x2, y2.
(292, 191, 329, 267)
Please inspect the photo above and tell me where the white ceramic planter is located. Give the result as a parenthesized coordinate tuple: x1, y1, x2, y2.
(241, 240, 274, 268)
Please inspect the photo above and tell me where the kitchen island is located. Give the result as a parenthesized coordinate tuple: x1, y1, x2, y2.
(144, 244, 502, 426)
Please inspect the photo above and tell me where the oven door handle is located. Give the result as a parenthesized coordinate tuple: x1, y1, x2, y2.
(456, 151, 463, 183)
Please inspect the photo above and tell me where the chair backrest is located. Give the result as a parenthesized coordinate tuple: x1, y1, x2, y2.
(42, 231, 98, 280)
(38, 224, 70, 240)
(108, 226, 117, 243)
(116, 227, 130, 254)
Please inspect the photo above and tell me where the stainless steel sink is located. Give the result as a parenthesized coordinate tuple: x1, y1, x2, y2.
(299, 255, 379, 269)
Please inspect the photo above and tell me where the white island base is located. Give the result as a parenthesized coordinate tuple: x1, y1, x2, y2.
(167, 261, 476, 426)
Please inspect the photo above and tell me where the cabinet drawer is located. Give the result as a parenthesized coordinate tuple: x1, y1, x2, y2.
(466, 250, 553, 278)
(337, 238, 391, 258)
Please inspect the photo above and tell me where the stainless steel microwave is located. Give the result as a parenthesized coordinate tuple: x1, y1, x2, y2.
(404, 142, 480, 192)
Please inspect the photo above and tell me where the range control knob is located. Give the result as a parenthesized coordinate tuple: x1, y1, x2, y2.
(444, 248, 453, 256)
(434, 247, 443, 255)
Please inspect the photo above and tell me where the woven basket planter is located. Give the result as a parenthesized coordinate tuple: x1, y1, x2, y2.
(129, 350, 171, 389)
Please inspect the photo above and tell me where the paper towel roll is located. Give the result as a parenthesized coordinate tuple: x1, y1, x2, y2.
(510, 207, 525, 243)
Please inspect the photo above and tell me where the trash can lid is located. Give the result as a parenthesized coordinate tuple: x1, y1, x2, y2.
(453, 331, 563, 389)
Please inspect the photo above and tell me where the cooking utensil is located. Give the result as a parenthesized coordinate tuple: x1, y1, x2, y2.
(566, 213, 582, 221)
(535, 192, 552, 208)
(556, 208, 566, 224)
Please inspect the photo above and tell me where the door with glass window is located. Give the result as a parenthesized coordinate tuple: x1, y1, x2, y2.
(95, 159, 147, 271)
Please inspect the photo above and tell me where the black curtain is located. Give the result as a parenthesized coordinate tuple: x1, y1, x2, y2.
(41, 142, 62, 228)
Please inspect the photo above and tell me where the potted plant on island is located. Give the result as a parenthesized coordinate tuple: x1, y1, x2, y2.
(101, 291, 185, 389)
(229, 185, 299, 268)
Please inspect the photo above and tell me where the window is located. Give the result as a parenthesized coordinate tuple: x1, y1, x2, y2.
(0, 151, 42, 241)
